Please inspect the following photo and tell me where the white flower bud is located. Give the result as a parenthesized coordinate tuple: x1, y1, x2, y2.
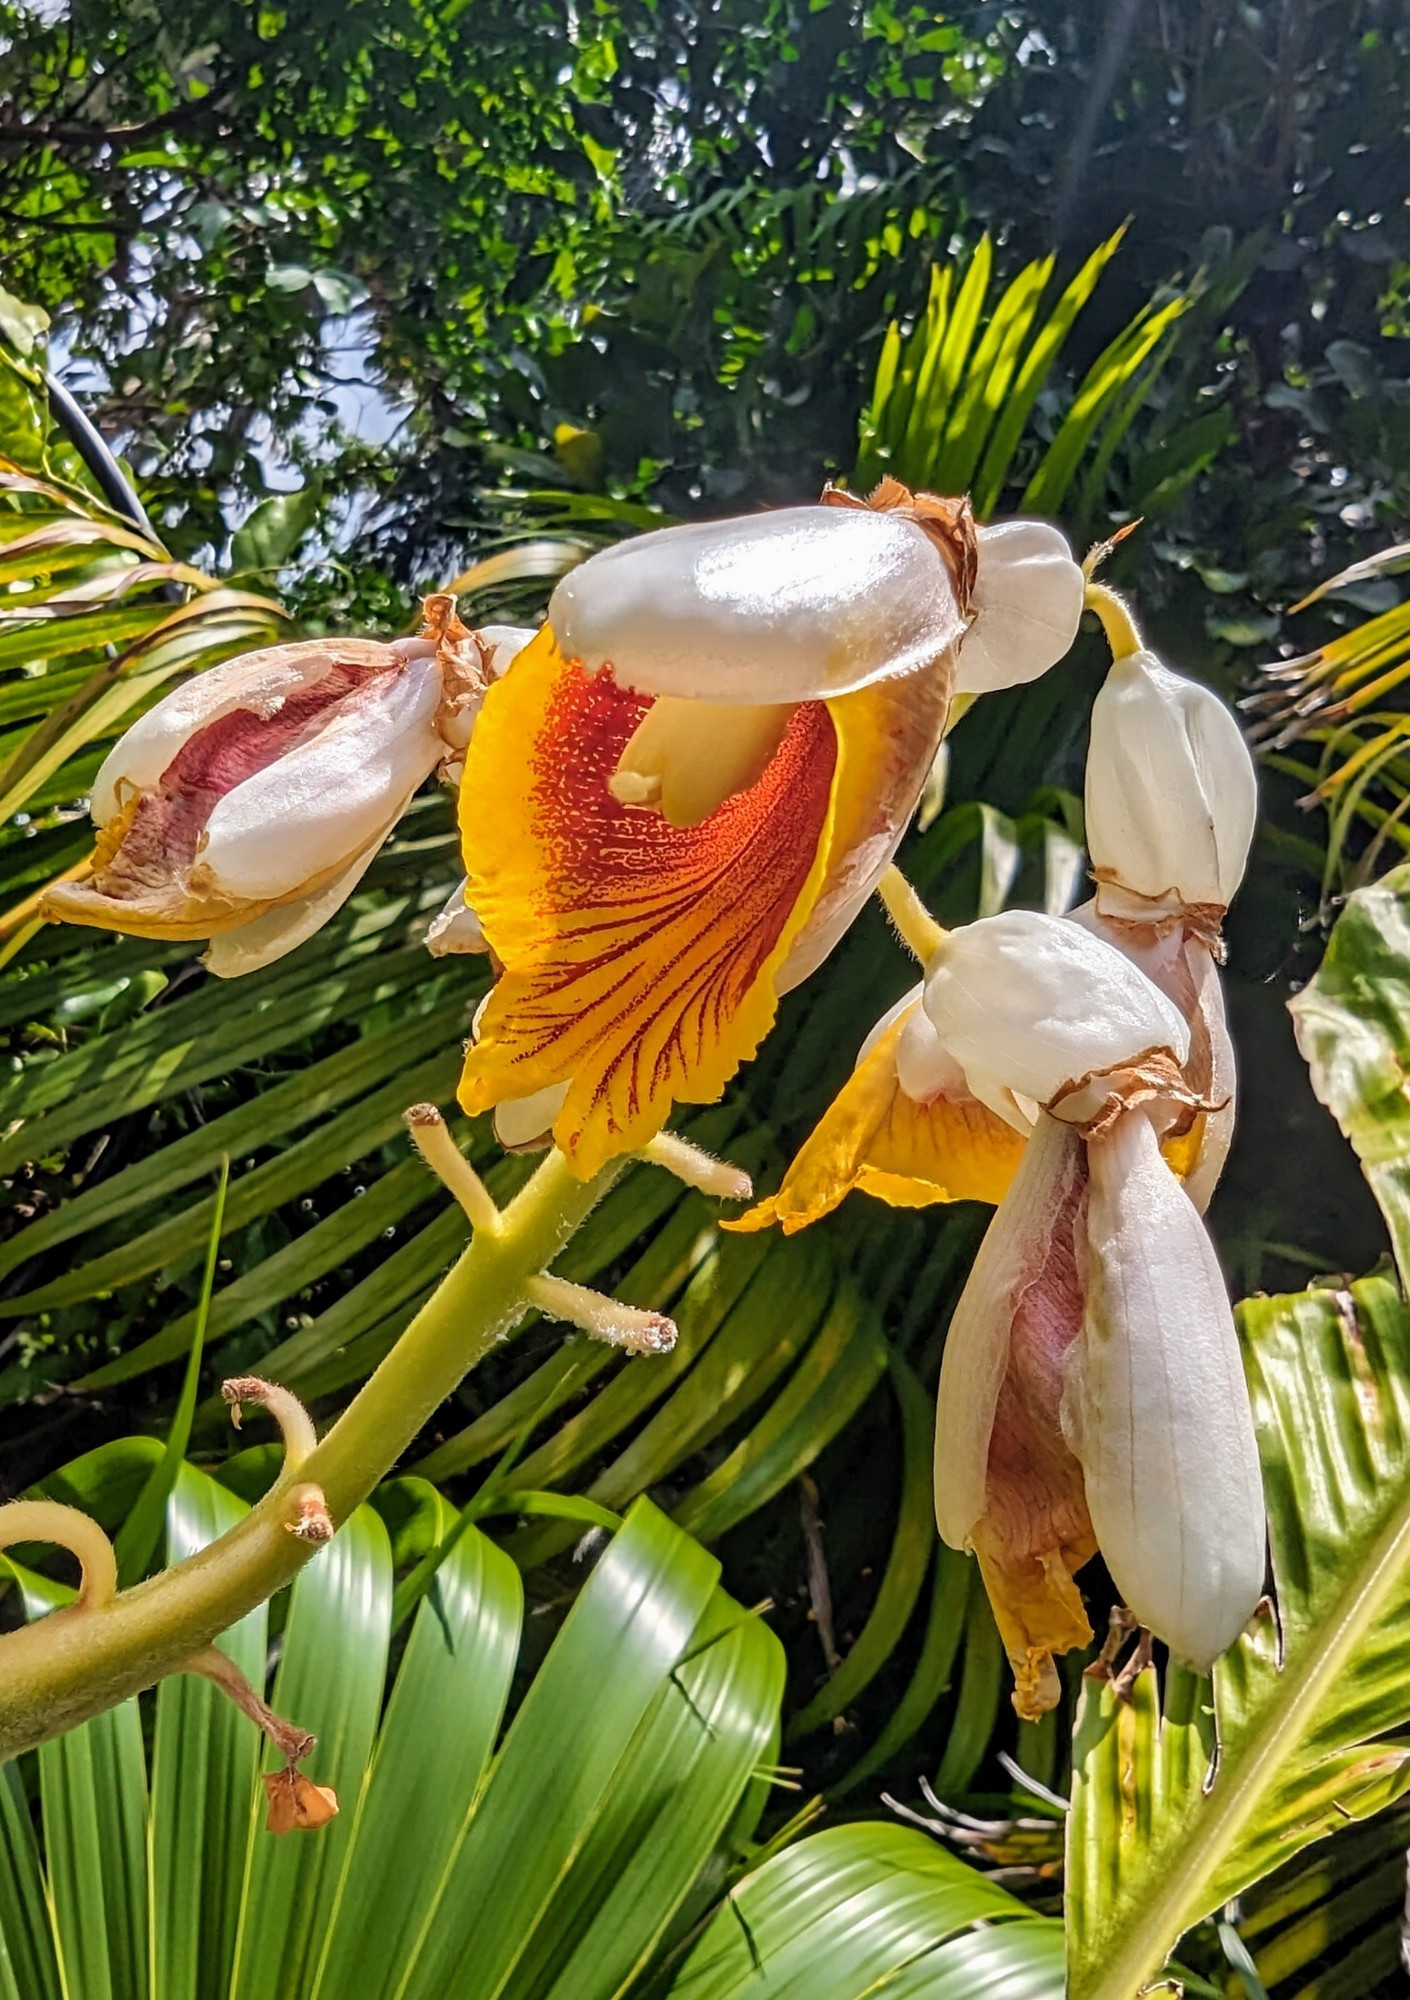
(1086, 650, 1256, 919)
(952, 520, 1084, 696)
(548, 505, 968, 703)
(425, 879, 487, 957)
(921, 910, 1190, 1119)
(1063, 1108, 1266, 1668)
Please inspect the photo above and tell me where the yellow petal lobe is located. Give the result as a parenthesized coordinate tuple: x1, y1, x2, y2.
(728, 1003, 1026, 1234)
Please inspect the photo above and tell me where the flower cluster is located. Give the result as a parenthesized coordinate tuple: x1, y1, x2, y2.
(46, 482, 1263, 1718)
(737, 588, 1265, 1715)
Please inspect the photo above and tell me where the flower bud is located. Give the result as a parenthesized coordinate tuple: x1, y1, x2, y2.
(921, 910, 1190, 1121)
(46, 626, 482, 976)
(548, 505, 969, 703)
(1086, 650, 1256, 921)
(952, 520, 1085, 696)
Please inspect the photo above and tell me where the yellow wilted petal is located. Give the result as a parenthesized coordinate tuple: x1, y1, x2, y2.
(728, 1001, 1026, 1235)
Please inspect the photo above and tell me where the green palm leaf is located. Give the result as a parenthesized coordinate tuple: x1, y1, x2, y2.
(1065, 857, 1410, 1997)
(851, 227, 1197, 527)
(663, 1822, 1062, 1998)
(0, 1458, 1050, 1999)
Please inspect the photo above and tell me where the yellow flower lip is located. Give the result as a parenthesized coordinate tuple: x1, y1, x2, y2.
(729, 995, 1026, 1236)
(456, 624, 951, 1177)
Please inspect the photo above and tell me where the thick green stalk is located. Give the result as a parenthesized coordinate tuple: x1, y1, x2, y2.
(0, 1147, 616, 1761)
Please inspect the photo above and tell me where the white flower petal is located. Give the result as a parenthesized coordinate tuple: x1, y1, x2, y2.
(477, 624, 537, 678)
(91, 638, 394, 824)
(494, 1080, 569, 1150)
(202, 837, 383, 978)
(1086, 650, 1257, 916)
(953, 520, 1084, 696)
(922, 909, 1190, 1112)
(1063, 1108, 1266, 1669)
(425, 879, 488, 956)
(199, 658, 442, 901)
(858, 983, 923, 1066)
(548, 505, 965, 703)
(935, 1114, 1083, 1549)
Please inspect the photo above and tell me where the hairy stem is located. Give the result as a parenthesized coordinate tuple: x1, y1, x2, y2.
(1085, 580, 1142, 662)
(0, 1147, 616, 1761)
(877, 864, 946, 963)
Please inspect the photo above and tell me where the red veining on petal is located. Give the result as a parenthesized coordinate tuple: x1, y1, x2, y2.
(461, 643, 837, 1166)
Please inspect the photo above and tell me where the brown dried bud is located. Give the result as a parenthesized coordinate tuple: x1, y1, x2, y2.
(263, 1767, 339, 1835)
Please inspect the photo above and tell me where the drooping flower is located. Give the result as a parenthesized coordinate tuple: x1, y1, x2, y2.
(927, 910, 1265, 1718)
(457, 488, 1084, 1176)
(45, 599, 519, 977)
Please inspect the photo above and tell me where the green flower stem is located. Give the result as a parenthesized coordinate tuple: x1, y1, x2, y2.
(0, 1146, 617, 1762)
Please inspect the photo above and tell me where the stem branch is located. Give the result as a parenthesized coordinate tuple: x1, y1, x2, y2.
(0, 1148, 616, 1761)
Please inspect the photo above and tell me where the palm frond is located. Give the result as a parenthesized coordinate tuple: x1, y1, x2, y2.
(0, 1463, 1051, 2000)
(852, 228, 1200, 527)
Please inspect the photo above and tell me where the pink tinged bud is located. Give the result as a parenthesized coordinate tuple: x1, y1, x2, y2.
(1086, 650, 1257, 923)
(934, 1114, 1097, 1719)
(48, 637, 459, 974)
(952, 520, 1085, 697)
(1063, 1108, 1266, 1671)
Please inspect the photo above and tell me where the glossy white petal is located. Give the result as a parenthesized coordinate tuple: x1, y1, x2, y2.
(91, 638, 394, 824)
(477, 624, 537, 678)
(953, 520, 1084, 696)
(922, 909, 1190, 1114)
(199, 657, 443, 901)
(548, 505, 965, 703)
(1063, 1108, 1266, 1669)
(202, 838, 383, 978)
(935, 1114, 1083, 1548)
(1086, 650, 1257, 917)
(425, 879, 488, 956)
(857, 984, 922, 1066)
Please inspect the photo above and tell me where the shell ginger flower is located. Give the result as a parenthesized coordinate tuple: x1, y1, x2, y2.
(45, 598, 510, 977)
(457, 487, 1084, 1176)
(927, 911, 1266, 1719)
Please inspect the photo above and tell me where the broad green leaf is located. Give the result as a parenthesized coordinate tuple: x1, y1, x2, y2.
(0, 1765, 60, 2000)
(230, 483, 322, 574)
(150, 1469, 269, 2000)
(37, 1675, 148, 2000)
(1289, 856, 1410, 1286)
(228, 1506, 392, 2000)
(663, 1823, 1061, 1998)
(397, 1497, 762, 1999)
(309, 1527, 522, 2000)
